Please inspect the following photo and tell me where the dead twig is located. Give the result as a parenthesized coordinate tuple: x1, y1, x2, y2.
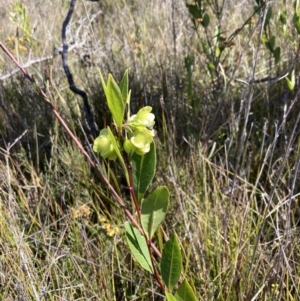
(61, 0, 98, 138)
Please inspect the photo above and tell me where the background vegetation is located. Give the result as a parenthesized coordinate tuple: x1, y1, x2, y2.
(1, 0, 300, 300)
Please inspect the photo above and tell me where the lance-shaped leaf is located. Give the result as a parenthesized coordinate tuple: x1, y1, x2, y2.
(161, 234, 182, 291)
(174, 279, 197, 301)
(286, 69, 295, 91)
(99, 70, 107, 93)
(132, 142, 156, 202)
(165, 292, 177, 301)
(119, 69, 128, 105)
(100, 72, 125, 129)
(107, 74, 125, 129)
(125, 222, 153, 273)
(107, 127, 127, 172)
(141, 186, 169, 239)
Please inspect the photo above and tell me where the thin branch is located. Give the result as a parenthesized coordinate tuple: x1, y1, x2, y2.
(61, 0, 98, 138)
(0, 56, 53, 81)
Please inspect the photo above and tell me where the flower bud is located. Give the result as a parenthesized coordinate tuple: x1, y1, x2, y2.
(123, 139, 134, 154)
(93, 128, 117, 160)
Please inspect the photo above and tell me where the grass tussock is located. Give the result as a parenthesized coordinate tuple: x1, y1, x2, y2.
(1, 0, 300, 300)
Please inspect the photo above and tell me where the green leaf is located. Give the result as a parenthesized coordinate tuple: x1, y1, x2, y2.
(174, 279, 197, 301)
(126, 89, 132, 105)
(280, 10, 287, 25)
(253, 5, 261, 15)
(286, 69, 295, 91)
(107, 127, 128, 180)
(261, 33, 267, 44)
(161, 234, 182, 291)
(265, 36, 275, 52)
(141, 186, 169, 239)
(207, 62, 215, 71)
(125, 222, 153, 273)
(215, 47, 221, 58)
(269, 36, 275, 52)
(293, 13, 300, 34)
(186, 4, 202, 19)
(132, 142, 156, 202)
(99, 70, 107, 92)
(202, 13, 210, 28)
(155, 226, 164, 253)
(295, 0, 299, 11)
(119, 69, 128, 105)
(273, 47, 280, 64)
(264, 6, 272, 28)
(99, 71, 125, 129)
(165, 292, 177, 301)
(106, 74, 125, 129)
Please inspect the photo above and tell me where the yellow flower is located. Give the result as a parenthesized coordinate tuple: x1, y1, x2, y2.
(124, 127, 153, 155)
(93, 129, 117, 160)
(129, 106, 155, 129)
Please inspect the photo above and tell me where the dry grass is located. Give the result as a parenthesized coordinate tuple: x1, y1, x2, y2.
(1, 0, 300, 300)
